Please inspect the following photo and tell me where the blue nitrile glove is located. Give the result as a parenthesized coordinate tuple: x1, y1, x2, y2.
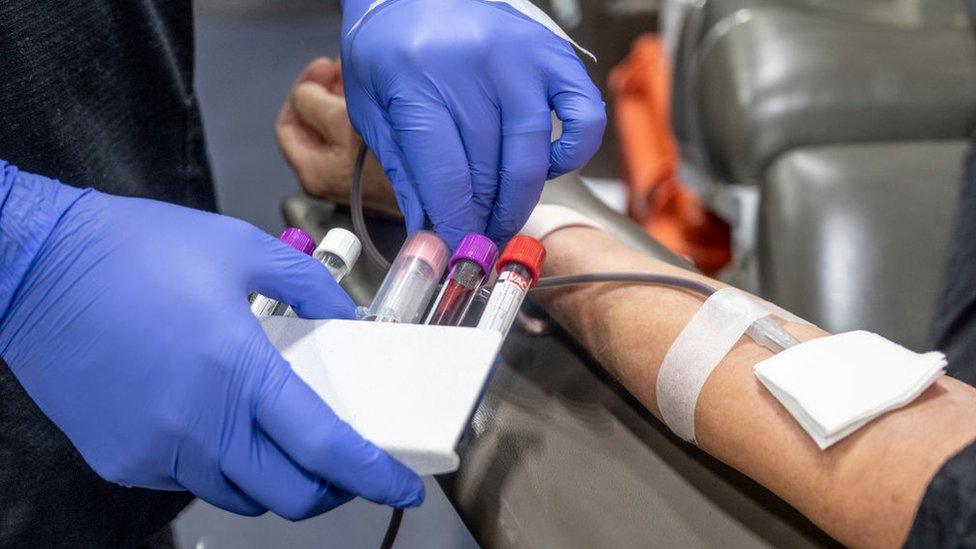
(341, 0, 606, 247)
(0, 162, 423, 520)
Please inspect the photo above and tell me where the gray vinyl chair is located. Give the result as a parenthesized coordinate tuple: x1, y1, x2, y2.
(671, 0, 974, 350)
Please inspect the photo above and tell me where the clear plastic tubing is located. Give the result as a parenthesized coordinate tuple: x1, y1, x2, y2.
(426, 234, 498, 326)
(250, 228, 315, 317)
(360, 231, 449, 323)
(477, 235, 547, 336)
(283, 228, 362, 318)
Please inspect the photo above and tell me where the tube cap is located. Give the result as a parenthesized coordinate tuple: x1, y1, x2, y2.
(450, 234, 498, 281)
(400, 231, 450, 270)
(317, 228, 361, 268)
(280, 227, 315, 255)
(497, 235, 546, 285)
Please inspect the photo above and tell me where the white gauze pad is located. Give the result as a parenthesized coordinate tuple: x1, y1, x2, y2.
(656, 287, 773, 443)
(346, 0, 597, 62)
(755, 331, 946, 449)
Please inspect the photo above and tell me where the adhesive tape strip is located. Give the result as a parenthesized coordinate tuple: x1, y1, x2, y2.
(656, 287, 773, 443)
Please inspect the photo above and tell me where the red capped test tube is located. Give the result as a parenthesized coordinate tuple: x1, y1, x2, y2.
(426, 234, 498, 326)
(476, 236, 546, 337)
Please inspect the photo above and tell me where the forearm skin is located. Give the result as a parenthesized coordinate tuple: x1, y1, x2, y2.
(533, 227, 976, 547)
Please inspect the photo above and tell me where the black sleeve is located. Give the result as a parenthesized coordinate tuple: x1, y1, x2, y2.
(929, 135, 976, 387)
(0, 358, 193, 548)
(905, 441, 976, 548)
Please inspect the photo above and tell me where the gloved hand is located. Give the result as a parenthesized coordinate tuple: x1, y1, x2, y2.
(0, 163, 423, 520)
(341, 0, 606, 247)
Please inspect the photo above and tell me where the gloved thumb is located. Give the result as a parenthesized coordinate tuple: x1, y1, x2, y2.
(546, 54, 607, 179)
(248, 233, 356, 319)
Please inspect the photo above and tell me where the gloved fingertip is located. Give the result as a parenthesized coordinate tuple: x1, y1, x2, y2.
(485, 226, 511, 249)
(393, 186, 425, 234)
(434, 212, 485, 250)
(302, 303, 356, 321)
(485, 206, 532, 248)
(389, 469, 425, 509)
(361, 443, 425, 508)
(547, 137, 595, 178)
(238, 506, 270, 518)
(323, 299, 357, 320)
(436, 228, 465, 251)
(291, 290, 356, 320)
(331, 305, 357, 321)
(548, 100, 607, 177)
(406, 482, 426, 508)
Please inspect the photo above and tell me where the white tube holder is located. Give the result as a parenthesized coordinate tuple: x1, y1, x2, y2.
(260, 317, 503, 476)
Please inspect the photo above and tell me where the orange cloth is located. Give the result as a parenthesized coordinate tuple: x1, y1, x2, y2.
(608, 35, 731, 275)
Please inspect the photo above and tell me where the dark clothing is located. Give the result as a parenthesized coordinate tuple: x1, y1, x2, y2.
(0, 0, 216, 210)
(906, 137, 976, 548)
(905, 4, 976, 546)
(931, 140, 976, 389)
(0, 0, 210, 545)
(931, 0, 976, 389)
(0, 359, 193, 548)
(907, 442, 976, 548)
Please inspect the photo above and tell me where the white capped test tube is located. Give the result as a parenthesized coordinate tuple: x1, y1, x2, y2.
(315, 228, 361, 283)
(476, 235, 546, 337)
(283, 228, 362, 318)
(250, 228, 316, 317)
(360, 231, 449, 323)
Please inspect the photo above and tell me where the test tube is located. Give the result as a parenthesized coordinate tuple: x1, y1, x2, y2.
(426, 234, 498, 326)
(360, 231, 449, 323)
(476, 235, 546, 336)
(282, 228, 362, 318)
(314, 228, 361, 283)
(250, 228, 316, 317)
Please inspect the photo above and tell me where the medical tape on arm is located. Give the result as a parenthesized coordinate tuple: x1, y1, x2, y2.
(656, 287, 773, 443)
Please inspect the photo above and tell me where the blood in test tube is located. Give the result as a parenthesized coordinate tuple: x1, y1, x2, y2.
(250, 228, 315, 317)
(361, 231, 449, 323)
(426, 234, 498, 326)
(476, 235, 546, 337)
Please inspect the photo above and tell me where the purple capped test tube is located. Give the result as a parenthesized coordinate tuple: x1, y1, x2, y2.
(425, 234, 498, 326)
(250, 228, 315, 317)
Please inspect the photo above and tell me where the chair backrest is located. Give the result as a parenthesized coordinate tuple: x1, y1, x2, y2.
(760, 141, 967, 350)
